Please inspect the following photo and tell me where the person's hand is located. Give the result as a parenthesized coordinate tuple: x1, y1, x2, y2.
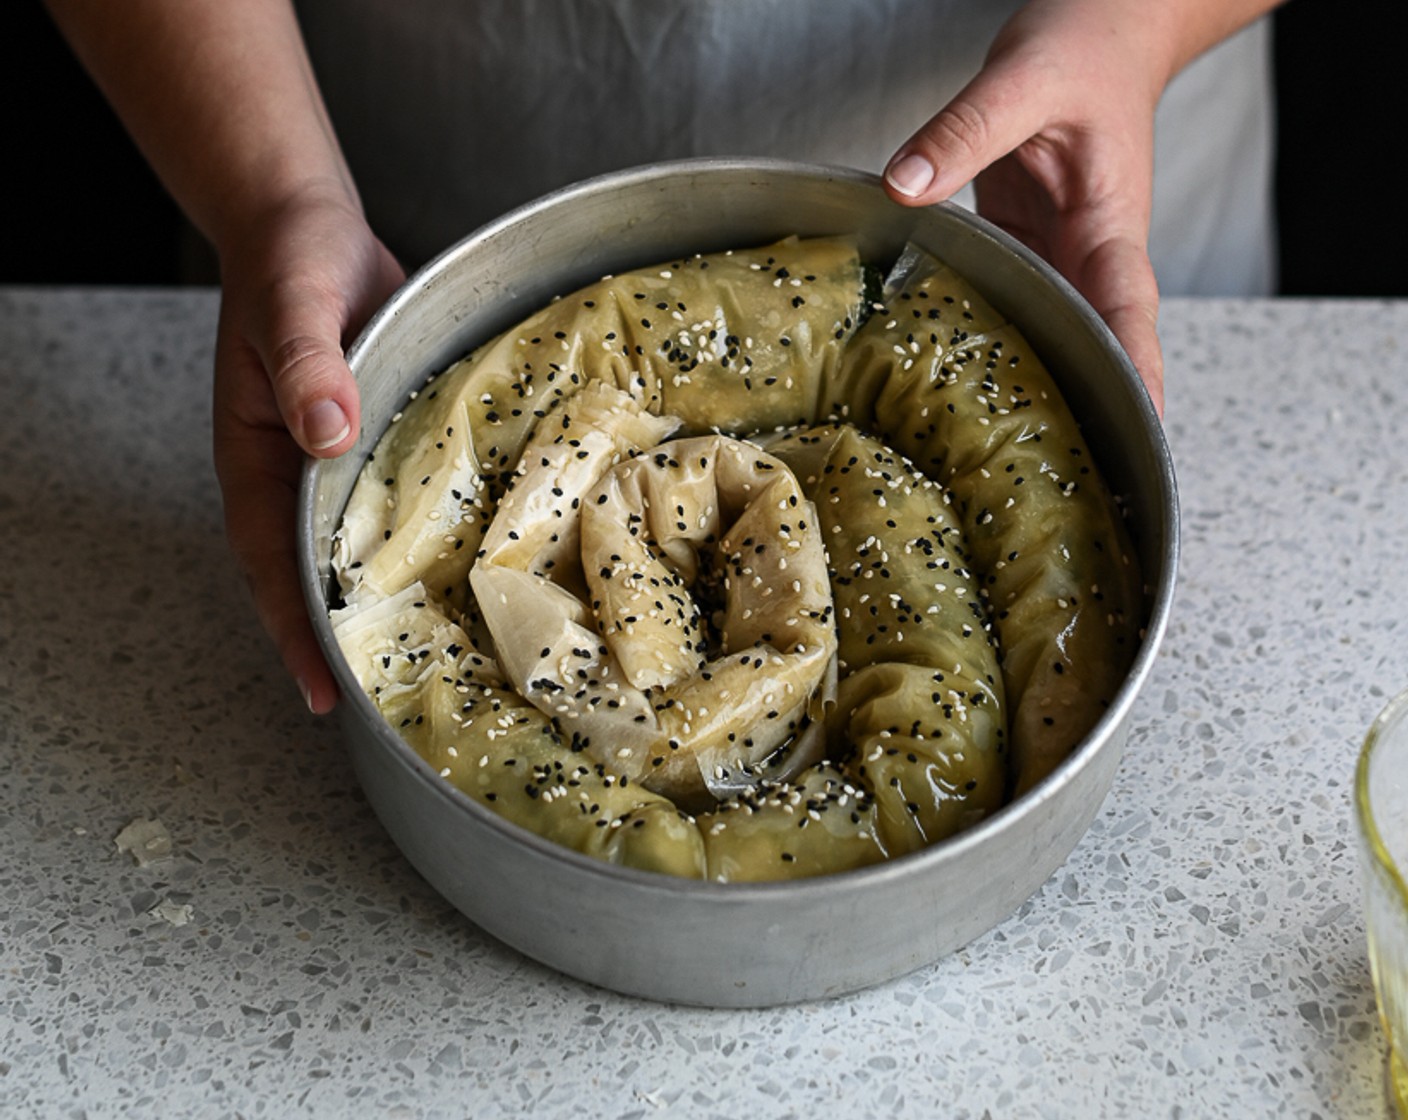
(212, 186, 405, 713)
(883, 0, 1172, 414)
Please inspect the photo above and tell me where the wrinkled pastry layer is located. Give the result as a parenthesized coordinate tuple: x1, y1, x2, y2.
(331, 236, 1143, 880)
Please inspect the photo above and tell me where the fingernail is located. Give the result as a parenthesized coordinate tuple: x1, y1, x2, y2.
(305, 399, 351, 450)
(885, 154, 936, 198)
(298, 677, 317, 713)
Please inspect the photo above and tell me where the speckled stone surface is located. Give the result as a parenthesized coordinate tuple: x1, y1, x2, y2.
(1, 289, 1403, 1118)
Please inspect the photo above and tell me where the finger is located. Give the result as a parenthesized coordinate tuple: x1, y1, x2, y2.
(249, 534, 342, 716)
(214, 399, 342, 714)
(214, 309, 342, 712)
(1103, 307, 1160, 417)
(1070, 233, 1164, 416)
(884, 53, 1051, 205)
(254, 280, 362, 460)
(245, 525, 341, 715)
(974, 145, 1163, 415)
(1103, 297, 1164, 417)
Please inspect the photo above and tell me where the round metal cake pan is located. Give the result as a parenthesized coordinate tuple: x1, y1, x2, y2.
(299, 158, 1179, 1008)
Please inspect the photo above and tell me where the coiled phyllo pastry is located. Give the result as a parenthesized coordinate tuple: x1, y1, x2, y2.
(330, 237, 1143, 881)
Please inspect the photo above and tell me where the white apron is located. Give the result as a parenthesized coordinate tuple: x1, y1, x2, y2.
(294, 0, 1275, 296)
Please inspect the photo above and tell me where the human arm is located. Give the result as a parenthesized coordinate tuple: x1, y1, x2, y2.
(883, 0, 1285, 415)
(43, 0, 403, 713)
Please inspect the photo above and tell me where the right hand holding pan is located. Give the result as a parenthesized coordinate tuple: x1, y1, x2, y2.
(882, 0, 1170, 414)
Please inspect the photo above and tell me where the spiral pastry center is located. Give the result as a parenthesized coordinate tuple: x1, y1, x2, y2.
(470, 382, 836, 806)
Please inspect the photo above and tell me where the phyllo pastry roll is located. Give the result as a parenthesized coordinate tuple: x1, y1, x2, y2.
(336, 236, 867, 612)
(763, 425, 1006, 854)
(832, 246, 1144, 793)
(469, 382, 837, 809)
(329, 235, 1146, 880)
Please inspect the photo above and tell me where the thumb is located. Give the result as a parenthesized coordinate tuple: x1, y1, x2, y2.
(884, 55, 1049, 206)
(256, 284, 362, 459)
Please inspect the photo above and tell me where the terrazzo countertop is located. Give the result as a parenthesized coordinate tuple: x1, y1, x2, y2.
(1, 289, 1404, 1118)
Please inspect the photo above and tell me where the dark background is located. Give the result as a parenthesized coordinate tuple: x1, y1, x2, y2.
(4, 0, 1405, 294)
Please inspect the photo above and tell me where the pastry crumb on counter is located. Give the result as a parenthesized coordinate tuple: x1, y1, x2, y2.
(113, 816, 173, 866)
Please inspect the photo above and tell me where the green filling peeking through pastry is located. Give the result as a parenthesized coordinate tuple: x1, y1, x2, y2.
(330, 236, 1143, 882)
